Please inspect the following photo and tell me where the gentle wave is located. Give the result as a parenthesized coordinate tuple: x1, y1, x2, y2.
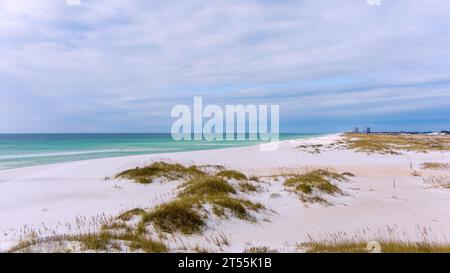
(0, 148, 181, 160)
(0, 133, 320, 170)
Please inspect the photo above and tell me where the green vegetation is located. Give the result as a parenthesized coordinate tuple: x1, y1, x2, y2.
(140, 192, 262, 234)
(244, 246, 278, 253)
(421, 162, 450, 171)
(180, 176, 236, 196)
(115, 162, 205, 184)
(101, 221, 132, 232)
(198, 164, 226, 172)
(76, 231, 168, 253)
(7, 231, 167, 253)
(301, 240, 450, 253)
(207, 194, 263, 220)
(135, 167, 264, 235)
(249, 176, 259, 182)
(344, 133, 450, 154)
(10, 162, 266, 251)
(118, 208, 145, 221)
(270, 193, 281, 199)
(216, 170, 247, 180)
(296, 144, 323, 154)
(424, 176, 450, 189)
(238, 182, 258, 193)
(284, 170, 350, 203)
(142, 198, 205, 235)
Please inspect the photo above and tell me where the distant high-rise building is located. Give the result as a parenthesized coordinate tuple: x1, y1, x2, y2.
(353, 127, 359, 133)
(366, 127, 371, 134)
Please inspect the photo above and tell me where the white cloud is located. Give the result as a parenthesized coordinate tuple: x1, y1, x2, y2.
(0, 0, 450, 132)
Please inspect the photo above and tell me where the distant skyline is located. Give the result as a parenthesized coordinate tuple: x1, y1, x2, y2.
(1, 0, 450, 133)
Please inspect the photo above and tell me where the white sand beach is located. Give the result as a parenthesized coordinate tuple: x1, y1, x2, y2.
(1, 134, 450, 252)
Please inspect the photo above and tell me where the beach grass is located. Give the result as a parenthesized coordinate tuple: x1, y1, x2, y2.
(132, 165, 264, 234)
(208, 194, 263, 220)
(115, 162, 205, 184)
(244, 246, 279, 253)
(140, 193, 263, 234)
(284, 169, 350, 203)
(8, 162, 266, 250)
(344, 133, 450, 154)
(76, 231, 167, 253)
(179, 176, 237, 196)
(142, 197, 205, 235)
(117, 208, 146, 221)
(7, 231, 168, 253)
(216, 170, 248, 180)
(238, 181, 259, 193)
(424, 176, 450, 189)
(421, 162, 450, 171)
(301, 240, 450, 253)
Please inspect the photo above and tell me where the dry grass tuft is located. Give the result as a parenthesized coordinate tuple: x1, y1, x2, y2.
(244, 246, 278, 253)
(421, 162, 450, 171)
(12, 163, 266, 248)
(284, 169, 349, 203)
(301, 240, 450, 253)
(142, 198, 205, 235)
(238, 182, 259, 193)
(216, 170, 247, 180)
(343, 133, 450, 154)
(208, 195, 263, 220)
(424, 176, 450, 189)
(115, 162, 205, 184)
(138, 167, 264, 235)
(118, 208, 145, 221)
(180, 176, 236, 196)
(7, 231, 168, 253)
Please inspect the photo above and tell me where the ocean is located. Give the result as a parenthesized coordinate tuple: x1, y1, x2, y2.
(0, 133, 321, 170)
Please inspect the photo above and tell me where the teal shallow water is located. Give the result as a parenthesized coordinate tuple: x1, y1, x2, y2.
(0, 133, 322, 170)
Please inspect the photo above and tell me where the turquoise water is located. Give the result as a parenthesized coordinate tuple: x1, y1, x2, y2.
(0, 133, 321, 170)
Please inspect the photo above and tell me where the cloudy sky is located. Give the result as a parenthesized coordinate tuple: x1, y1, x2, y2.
(1, 0, 450, 133)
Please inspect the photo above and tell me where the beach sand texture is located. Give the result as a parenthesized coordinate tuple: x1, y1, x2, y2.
(1, 134, 450, 252)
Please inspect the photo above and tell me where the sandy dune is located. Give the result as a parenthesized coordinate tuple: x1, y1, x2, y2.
(1, 134, 450, 252)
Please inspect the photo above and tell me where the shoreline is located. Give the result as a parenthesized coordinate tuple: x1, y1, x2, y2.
(1, 133, 450, 252)
(0, 134, 338, 179)
(0, 133, 325, 171)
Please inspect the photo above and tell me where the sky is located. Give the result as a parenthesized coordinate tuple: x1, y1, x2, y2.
(1, 0, 450, 133)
